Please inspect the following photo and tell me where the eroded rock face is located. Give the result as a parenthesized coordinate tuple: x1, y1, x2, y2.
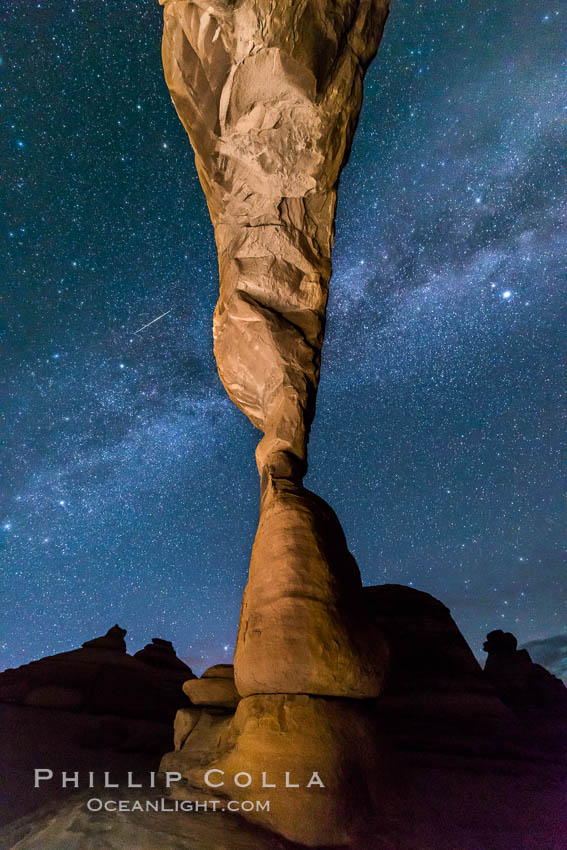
(183, 675, 241, 708)
(166, 693, 394, 847)
(235, 481, 388, 696)
(202, 663, 234, 679)
(160, 0, 390, 481)
(173, 705, 202, 750)
(158, 2, 392, 840)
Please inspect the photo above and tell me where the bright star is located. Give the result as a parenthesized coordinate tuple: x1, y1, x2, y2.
(502, 290, 512, 299)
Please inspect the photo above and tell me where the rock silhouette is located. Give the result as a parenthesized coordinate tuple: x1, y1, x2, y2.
(0, 627, 198, 825)
(521, 633, 567, 681)
(134, 637, 196, 684)
(484, 629, 567, 704)
(2, 607, 566, 848)
(0, 625, 193, 723)
(366, 587, 516, 734)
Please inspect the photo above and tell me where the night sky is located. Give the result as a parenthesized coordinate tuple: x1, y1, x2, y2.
(2, 0, 564, 673)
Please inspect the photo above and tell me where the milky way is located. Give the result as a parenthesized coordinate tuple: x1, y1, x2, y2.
(2, 0, 564, 671)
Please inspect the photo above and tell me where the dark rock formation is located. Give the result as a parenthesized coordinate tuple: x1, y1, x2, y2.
(366, 586, 505, 702)
(2, 599, 566, 848)
(0, 702, 175, 826)
(0, 627, 198, 826)
(364, 587, 518, 749)
(483, 629, 567, 749)
(521, 633, 567, 682)
(366, 584, 487, 693)
(0, 626, 192, 724)
(134, 637, 196, 683)
(484, 629, 567, 706)
(82, 624, 127, 652)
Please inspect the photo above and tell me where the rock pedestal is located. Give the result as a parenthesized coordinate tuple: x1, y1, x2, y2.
(235, 481, 388, 697)
(167, 693, 395, 847)
(159, 0, 391, 706)
(158, 0, 392, 842)
(183, 673, 240, 708)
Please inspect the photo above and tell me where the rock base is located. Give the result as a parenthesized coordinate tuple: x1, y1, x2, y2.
(161, 692, 396, 847)
(235, 481, 389, 698)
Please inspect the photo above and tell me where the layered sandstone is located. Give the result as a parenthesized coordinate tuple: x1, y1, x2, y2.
(167, 693, 393, 846)
(158, 0, 393, 841)
(235, 481, 388, 696)
(183, 668, 241, 708)
(161, 0, 391, 699)
(161, 0, 390, 482)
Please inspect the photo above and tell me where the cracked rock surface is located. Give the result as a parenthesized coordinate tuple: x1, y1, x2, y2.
(161, 0, 390, 480)
(161, 0, 391, 701)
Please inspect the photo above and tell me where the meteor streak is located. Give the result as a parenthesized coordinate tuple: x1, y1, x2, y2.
(133, 309, 172, 334)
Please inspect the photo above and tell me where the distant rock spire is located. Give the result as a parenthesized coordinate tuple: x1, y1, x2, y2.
(82, 624, 127, 652)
